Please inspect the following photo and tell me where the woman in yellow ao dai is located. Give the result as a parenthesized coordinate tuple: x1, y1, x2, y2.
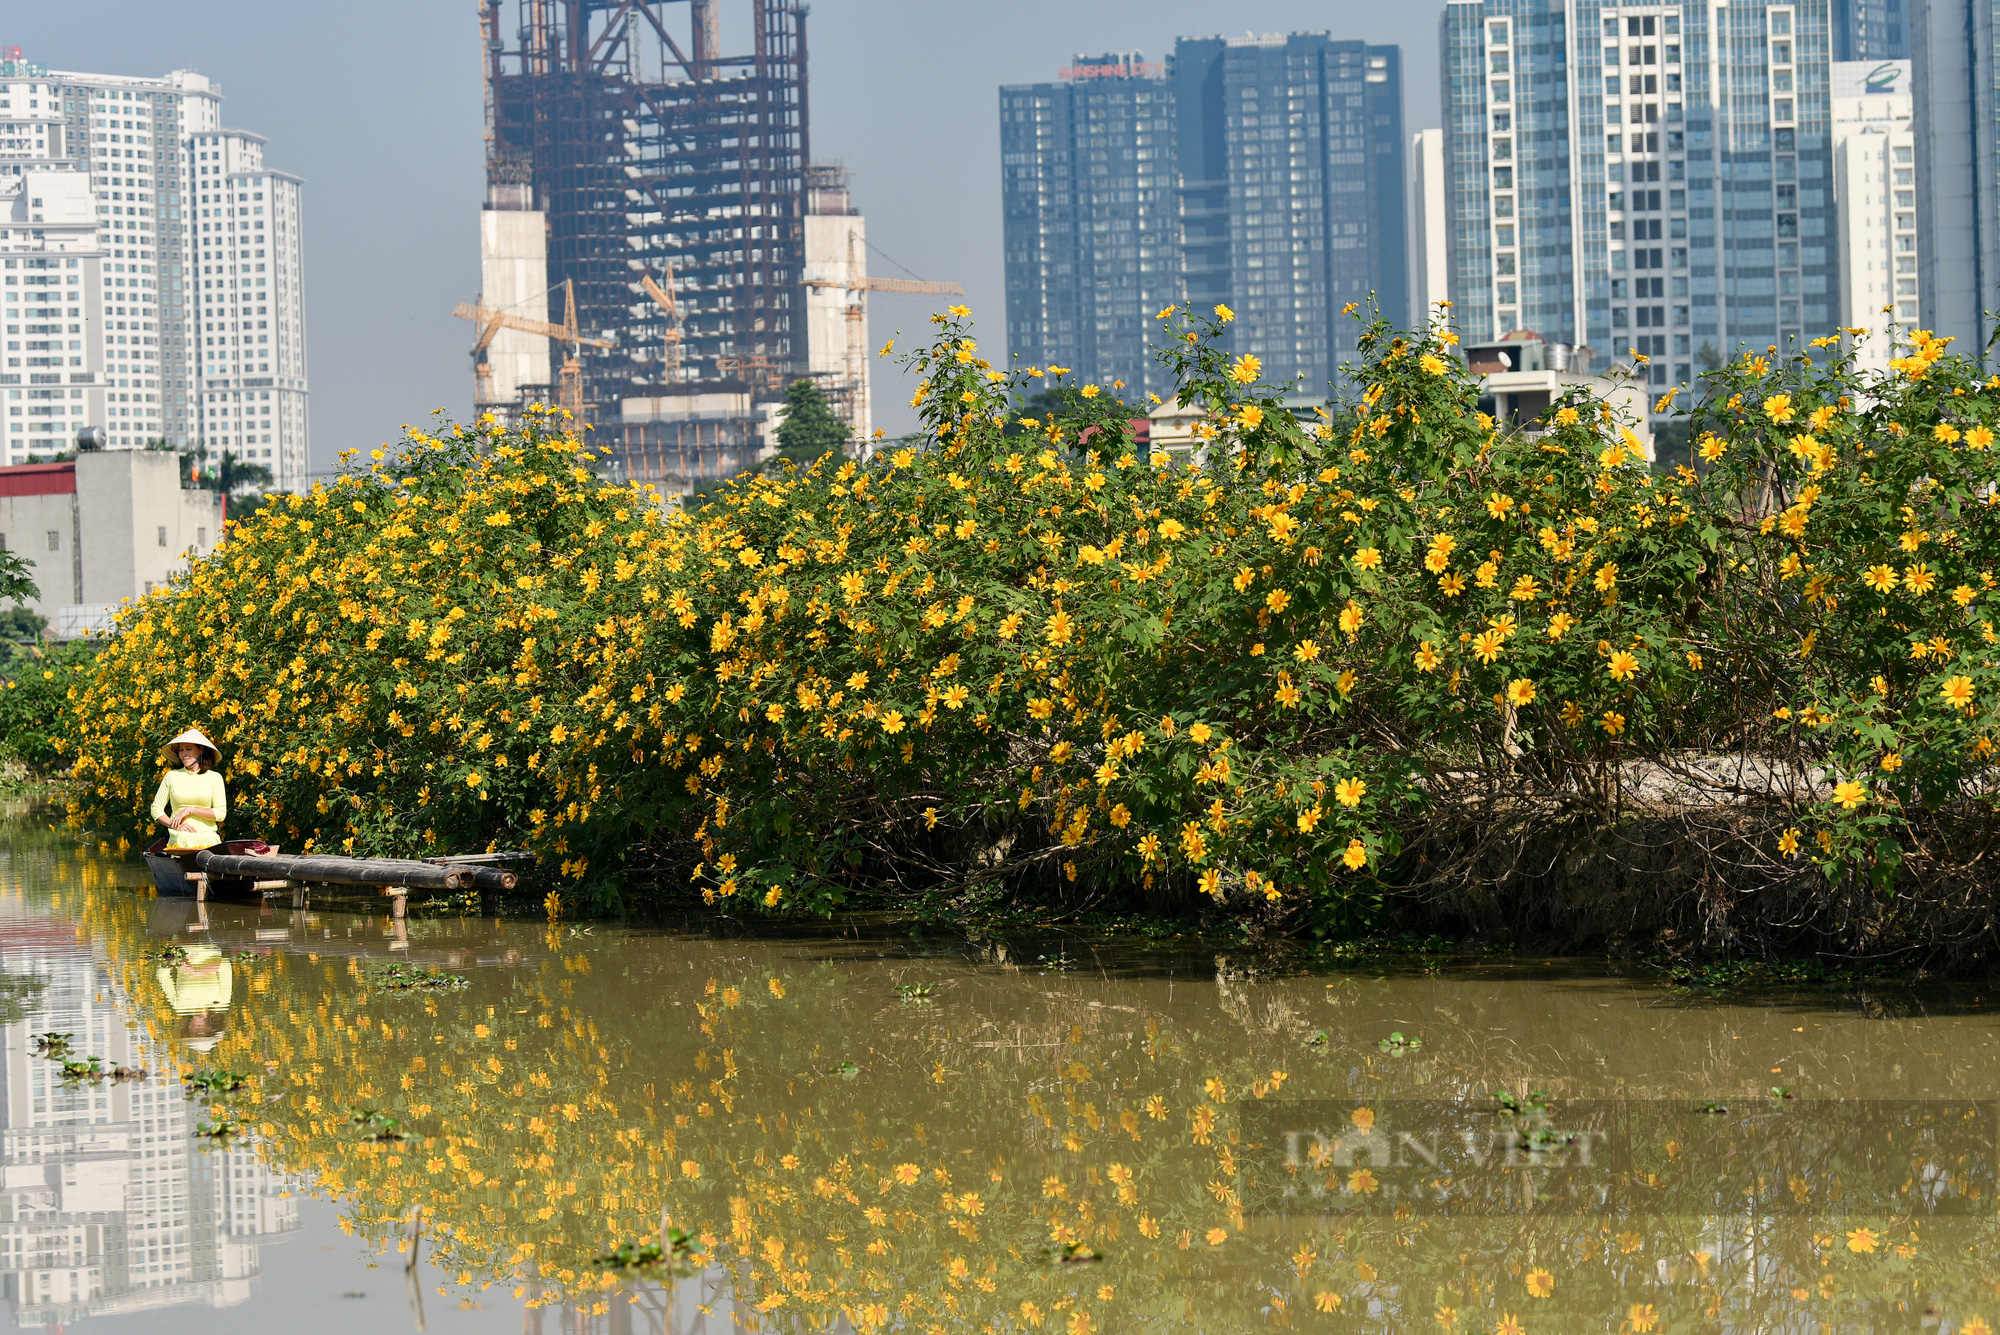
(150, 728, 227, 851)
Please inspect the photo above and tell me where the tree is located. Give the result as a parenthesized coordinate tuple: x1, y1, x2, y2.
(772, 379, 851, 465)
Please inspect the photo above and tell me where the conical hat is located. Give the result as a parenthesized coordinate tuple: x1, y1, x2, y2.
(161, 728, 220, 765)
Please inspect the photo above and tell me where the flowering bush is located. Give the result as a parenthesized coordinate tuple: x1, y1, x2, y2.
(55, 307, 2000, 941)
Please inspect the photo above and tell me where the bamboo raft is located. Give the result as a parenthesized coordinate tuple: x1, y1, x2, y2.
(144, 838, 523, 917)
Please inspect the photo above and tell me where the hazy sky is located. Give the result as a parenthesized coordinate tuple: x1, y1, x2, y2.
(9, 2, 1444, 472)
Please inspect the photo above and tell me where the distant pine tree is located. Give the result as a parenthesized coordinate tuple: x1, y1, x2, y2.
(774, 379, 851, 464)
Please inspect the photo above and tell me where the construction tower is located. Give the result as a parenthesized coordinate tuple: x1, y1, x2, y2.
(480, 0, 811, 484)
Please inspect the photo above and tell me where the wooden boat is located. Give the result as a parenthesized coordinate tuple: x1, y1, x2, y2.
(143, 837, 271, 899)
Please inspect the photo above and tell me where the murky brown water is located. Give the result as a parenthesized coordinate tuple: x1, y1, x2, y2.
(3, 806, 1999, 1332)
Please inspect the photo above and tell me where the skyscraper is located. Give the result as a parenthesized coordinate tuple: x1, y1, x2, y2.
(1831, 58, 1916, 372)
(1831, 0, 1908, 61)
(1000, 54, 1180, 397)
(1912, 0, 2000, 366)
(0, 52, 312, 492)
(998, 36, 1407, 402)
(1172, 35, 1407, 392)
(1443, 0, 1836, 404)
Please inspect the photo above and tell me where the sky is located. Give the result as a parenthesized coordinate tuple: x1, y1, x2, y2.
(7, 1, 1445, 472)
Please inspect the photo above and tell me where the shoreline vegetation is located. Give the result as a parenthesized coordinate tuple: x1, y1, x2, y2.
(50, 304, 2000, 968)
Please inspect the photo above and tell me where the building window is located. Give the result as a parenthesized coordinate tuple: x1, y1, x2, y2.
(45, 530, 58, 552)
(157, 524, 167, 548)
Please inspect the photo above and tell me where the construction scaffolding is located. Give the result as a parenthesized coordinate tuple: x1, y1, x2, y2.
(481, 0, 810, 480)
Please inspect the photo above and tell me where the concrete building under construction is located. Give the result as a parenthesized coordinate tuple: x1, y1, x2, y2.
(471, 0, 895, 489)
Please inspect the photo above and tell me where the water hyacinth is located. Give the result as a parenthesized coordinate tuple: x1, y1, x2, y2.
(55, 309, 2000, 935)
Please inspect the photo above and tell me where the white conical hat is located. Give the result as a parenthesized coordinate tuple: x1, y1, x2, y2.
(161, 728, 220, 765)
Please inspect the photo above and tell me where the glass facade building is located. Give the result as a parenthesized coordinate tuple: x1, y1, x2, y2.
(1831, 0, 1908, 61)
(1443, 0, 1837, 406)
(999, 36, 1406, 401)
(1912, 0, 2000, 365)
(1171, 35, 1407, 392)
(999, 55, 1180, 397)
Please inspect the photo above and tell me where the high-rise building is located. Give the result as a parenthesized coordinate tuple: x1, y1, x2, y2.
(1443, 1, 1836, 407)
(0, 53, 315, 493)
(1172, 35, 1407, 392)
(998, 37, 1407, 402)
(1831, 58, 1916, 371)
(1831, 0, 1908, 61)
(0, 52, 315, 495)
(1912, 0, 2000, 366)
(1000, 54, 1180, 398)
(181, 127, 307, 493)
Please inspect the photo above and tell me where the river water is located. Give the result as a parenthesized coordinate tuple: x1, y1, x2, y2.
(0, 805, 1996, 1333)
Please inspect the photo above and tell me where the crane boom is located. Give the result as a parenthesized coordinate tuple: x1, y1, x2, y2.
(803, 276, 964, 296)
(640, 272, 677, 316)
(452, 302, 615, 349)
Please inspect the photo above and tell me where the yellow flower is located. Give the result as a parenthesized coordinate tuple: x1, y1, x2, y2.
(1505, 678, 1535, 707)
(1354, 547, 1382, 571)
(1764, 393, 1795, 423)
(1156, 305, 1177, 319)
(1266, 589, 1292, 613)
(1525, 1268, 1553, 1298)
(1297, 805, 1323, 832)
(1833, 780, 1866, 810)
(1943, 675, 1976, 707)
(1495, 1314, 1525, 1335)
(1228, 354, 1261, 383)
(1419, 352, 1448, 375)
(1342, 838, 1368, 870)
(1237, 404, 1264, 430)
(1205, 1228, 1227, 1246)
(1905, 563, 1937, 595)
(1546, 612, 1576, 639)
(1778, 828, 1801, 856)
(1846, 1226, 1879, 1253)
(1629, 1305, 1659, 1333)
(1213, 304, 1235, 322)
(1509, 575, 1541, 602)
(1314, 1292, 1342, 1312)
(1334, 777, 1367, 808)
(1338, 602, 1365, 635)
(1413, 642, 1441, 672)
(1600, 711, 1626, 736)
(1864, 564, 1900, 594)
(1593, 562, 1618, 592)
(1607, 651, 1639, 681)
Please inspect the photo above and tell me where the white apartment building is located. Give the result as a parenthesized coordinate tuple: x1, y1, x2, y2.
(0, 51, 313, 495)
(185, 128, 307, 493)
(1832, 58, 1916, 372)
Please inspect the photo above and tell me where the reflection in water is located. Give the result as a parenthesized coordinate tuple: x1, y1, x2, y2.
(0, 898, 297, 1326)
(7, 812, 2000, 1332)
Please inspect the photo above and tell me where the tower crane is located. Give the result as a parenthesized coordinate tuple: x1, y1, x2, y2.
(638, 262, 683, 382)
(453, 279, 612, 420)
(803, 232, 963, 436)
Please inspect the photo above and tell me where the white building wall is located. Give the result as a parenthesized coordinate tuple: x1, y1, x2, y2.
(478, 205, 549, 408)
(0, 489, 77, 622)
(1832, 60, 1915, 374)
(1409, 128, 1449, 326)
(802, 212, 871, 439)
